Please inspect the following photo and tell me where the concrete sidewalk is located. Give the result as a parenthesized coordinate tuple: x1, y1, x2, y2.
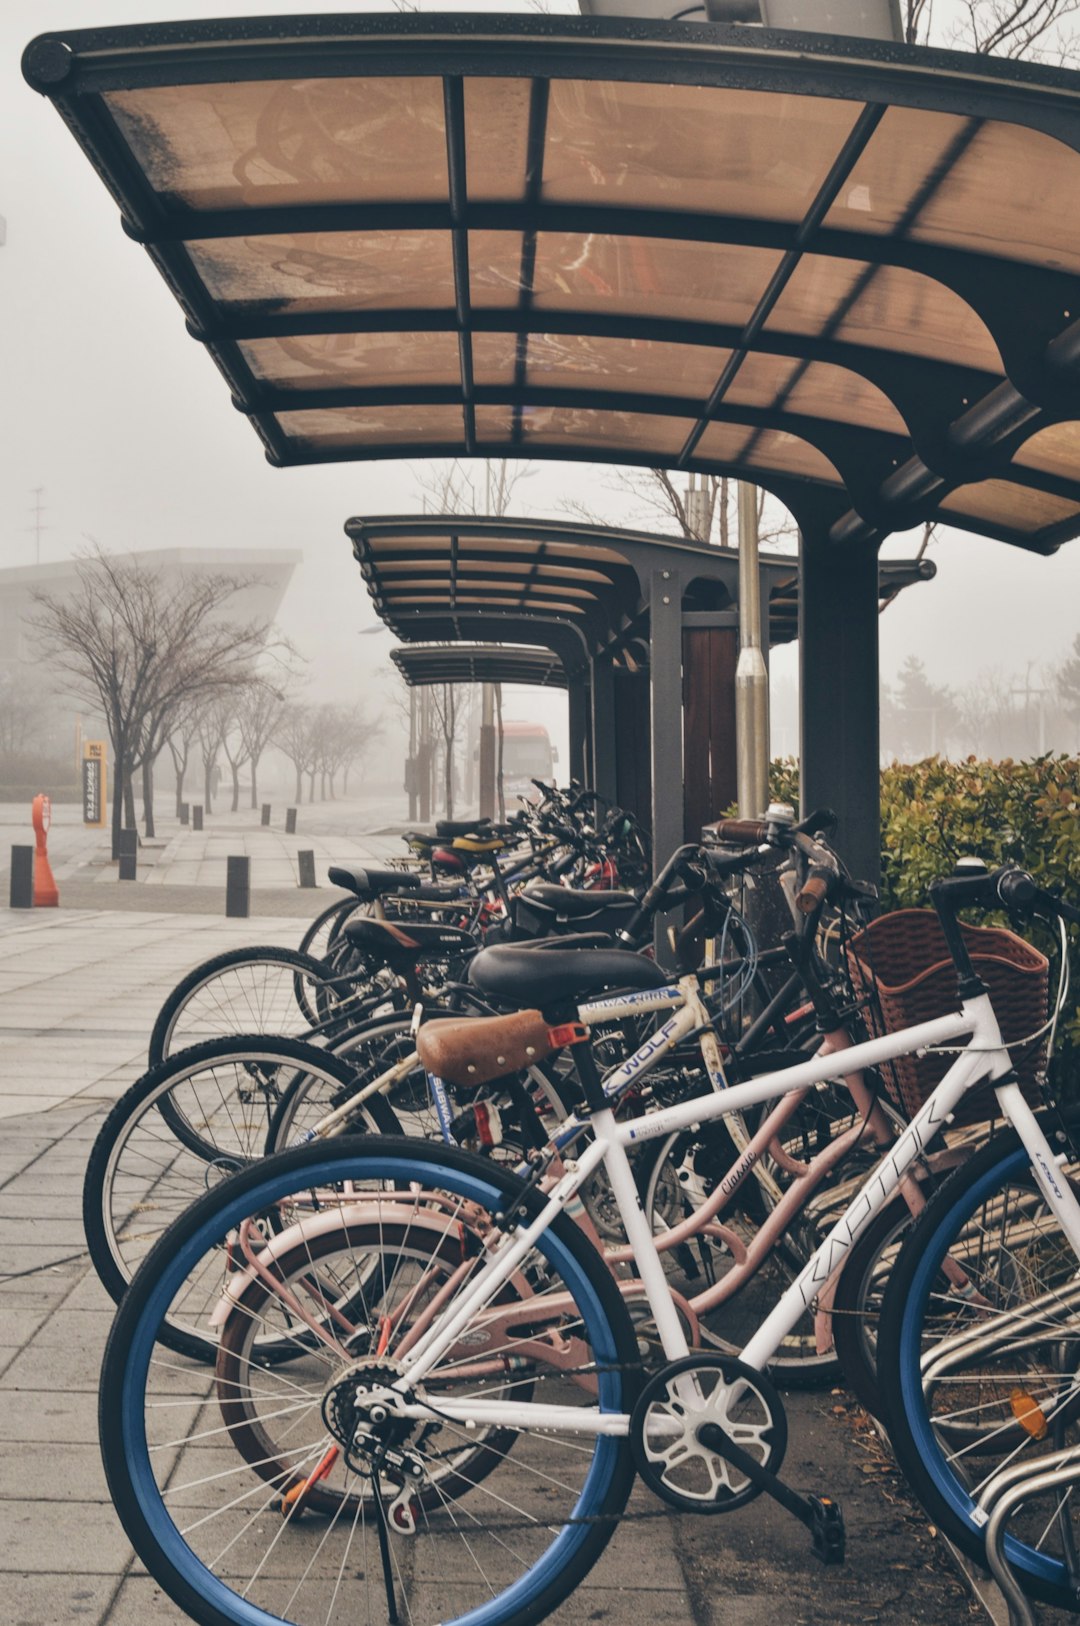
(0, 904, 1019, 1626)
(0, 793, 409, 910)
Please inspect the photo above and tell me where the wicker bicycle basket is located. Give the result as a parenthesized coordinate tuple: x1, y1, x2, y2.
(845, 909, 1048, 1125)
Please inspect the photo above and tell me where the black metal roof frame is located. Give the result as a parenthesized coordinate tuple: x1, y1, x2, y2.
(391, 643, 568, 690)
(23, 11, 1080, 554)
(349, 513, 933, 664)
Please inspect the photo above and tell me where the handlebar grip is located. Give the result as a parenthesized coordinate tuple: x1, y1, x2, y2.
(706, 819, 768, 847)
(794, 873, 831, 915)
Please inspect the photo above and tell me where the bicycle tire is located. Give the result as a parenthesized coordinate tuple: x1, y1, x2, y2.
(297, 895, 362, 961)
(149, 946, 333, 1066)
(296, 899, 367, 1022)
(84, 1035, 400, 1361)
(877, 1110, 1080, 1610)
(100, 1134, 640, 1626)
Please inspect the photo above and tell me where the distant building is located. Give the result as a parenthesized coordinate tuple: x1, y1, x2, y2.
(0, 548, 301, 785)
(0, 546, 301, 675)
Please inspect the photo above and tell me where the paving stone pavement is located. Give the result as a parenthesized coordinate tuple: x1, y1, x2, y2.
(0, 902, 1019, 1626)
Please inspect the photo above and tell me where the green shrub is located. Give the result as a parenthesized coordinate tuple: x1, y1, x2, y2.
(766, 754, 1080, 1058)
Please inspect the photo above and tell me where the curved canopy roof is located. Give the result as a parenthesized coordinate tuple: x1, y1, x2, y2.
(349, 514, 799, 663)
(391, 644, 567, 690)
(349, 513, 933, 661)
(23, 11, 1080, 553)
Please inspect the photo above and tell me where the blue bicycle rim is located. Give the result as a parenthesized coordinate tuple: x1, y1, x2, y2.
(898, 1141, 1067, 1589)
(116, 1150, 627, 1626)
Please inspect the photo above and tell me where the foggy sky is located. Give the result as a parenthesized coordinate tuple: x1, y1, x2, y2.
(4, 0, 1079, 771)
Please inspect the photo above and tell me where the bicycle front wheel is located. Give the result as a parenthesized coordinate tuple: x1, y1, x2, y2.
(100, 1136, 640, 1626)
(878, 1112, 1080, 1610)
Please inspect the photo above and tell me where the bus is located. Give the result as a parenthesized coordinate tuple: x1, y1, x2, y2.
(500, 720, 556, 800)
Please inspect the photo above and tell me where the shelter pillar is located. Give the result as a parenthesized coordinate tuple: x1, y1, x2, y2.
(590, 655, 617, 803)
(478, 683, 496, 820)
(567, 676, 589, 787)
(799, 529, 881, 890)
(649, 570, 684, 877)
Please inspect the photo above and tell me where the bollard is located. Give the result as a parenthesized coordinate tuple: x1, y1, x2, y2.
(193, 805, 204, 832)
(226, 855, 250, 918)
(285, 807, 297, 835)
(261, 803, 271, 827)
(31, 794, 59, 906)
(118, 827, 138, 881)
(297, 849, 316, 888)
(10, 846, 33, 909)
(179, 802, 189, 825)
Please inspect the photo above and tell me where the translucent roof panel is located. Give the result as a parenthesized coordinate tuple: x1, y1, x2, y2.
(104, 78, 449, 208)
(24, 10, 1080, 553)
(541, 81, 865, 222)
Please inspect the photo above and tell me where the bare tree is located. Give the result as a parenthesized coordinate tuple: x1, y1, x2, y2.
(196, 697, 235, 816)
(906, 0, 1078, 57)
(33, 547, 275, 857)
(274, 703, 316, 805)
(220, 717, 251, 814)
(237, 680, 286, 810)
(166, 701, 202, 820)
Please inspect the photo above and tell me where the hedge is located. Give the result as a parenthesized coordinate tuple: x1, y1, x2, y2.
(767, 755, 1080, 1056)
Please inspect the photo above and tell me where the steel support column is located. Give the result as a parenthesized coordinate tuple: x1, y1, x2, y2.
(799, 529, 882, 890)
(650, 570, 685, 877)
(590, 655, 617, 804)
(567, 677, 589, 787)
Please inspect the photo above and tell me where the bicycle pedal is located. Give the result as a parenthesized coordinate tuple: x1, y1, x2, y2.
(807, 1494, 845, 1565)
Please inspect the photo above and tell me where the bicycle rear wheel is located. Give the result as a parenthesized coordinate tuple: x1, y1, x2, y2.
(100, 1136, 640, 1626)
(83, 1036, 400, 1359)
(149, 947, 336, 1064)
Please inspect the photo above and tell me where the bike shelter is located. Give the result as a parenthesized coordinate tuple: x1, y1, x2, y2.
(355, 512, 934, 859)
(23, 10, 1080, 885)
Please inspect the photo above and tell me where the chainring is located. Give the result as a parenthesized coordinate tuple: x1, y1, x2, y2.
(630, 1352, 787, 1514)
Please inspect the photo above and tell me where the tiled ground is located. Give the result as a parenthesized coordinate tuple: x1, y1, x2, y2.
(0, 901, 1011, 1626)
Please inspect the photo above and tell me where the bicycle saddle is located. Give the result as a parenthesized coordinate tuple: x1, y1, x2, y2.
(344, 916, 475, 968)
(435, 818, 492, 838)
(468, 942, 667, 1007)
(327, 863, 420, 898)
(521, 882, 637, 917)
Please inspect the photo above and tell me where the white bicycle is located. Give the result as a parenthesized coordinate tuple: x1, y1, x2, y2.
(98, 859, 1080, 1625)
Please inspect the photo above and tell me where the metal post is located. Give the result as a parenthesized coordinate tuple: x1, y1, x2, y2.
(179, 802, 189, 825)
(650, 570, 684, 967)
(261, 803, 271, 827)
(226, 855, 250, 918)
(736, 482, 770, 819)
(285, 807, 297, 835)
(478, 682, 496, 820)
(407, 687, 419, 821)
(590, 656, 617, 803)
(567, 677, 588, 786)
(118, 828, 137, 881)
(298, 850, 317, 888)
(192, 805, 204, 832)
(9, 846, 33, 909)
(650, 571, 684, 876)
(799, 528, 882, 890)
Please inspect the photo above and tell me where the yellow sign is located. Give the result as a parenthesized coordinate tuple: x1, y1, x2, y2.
(82, 740, 108, 827)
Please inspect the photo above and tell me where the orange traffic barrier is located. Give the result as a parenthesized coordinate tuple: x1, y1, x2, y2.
(32, 793, 59, 907)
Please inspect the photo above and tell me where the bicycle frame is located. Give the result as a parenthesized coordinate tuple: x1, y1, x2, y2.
(381, 991, 1080, 1438)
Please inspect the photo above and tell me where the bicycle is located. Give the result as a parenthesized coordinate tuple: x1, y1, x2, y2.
(97, 858, 1079, 1625)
